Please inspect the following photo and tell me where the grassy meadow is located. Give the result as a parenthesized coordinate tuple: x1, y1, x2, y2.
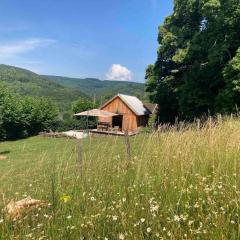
(0, 117, 240, 239)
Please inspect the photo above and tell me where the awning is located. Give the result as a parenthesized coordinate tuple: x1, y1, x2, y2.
(74, 109, 118, 118)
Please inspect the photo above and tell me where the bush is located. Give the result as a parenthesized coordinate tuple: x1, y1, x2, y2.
(0, 83, 58, 140)
(22, 97, 58, 135)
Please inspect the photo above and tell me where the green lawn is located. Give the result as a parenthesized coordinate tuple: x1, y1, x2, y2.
(0, 118, 240, 239)
(0, 137, 76, 200)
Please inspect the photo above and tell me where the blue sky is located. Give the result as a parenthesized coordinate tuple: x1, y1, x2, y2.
(0, 0, 173, 82)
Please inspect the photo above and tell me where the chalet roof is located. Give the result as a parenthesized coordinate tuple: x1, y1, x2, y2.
(144, 103, 158, 115)
(101, 94, 152, 116)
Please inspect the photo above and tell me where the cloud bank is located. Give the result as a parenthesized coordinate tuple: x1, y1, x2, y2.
(0, 38, 56, 58)
(106, 64, 132, 81)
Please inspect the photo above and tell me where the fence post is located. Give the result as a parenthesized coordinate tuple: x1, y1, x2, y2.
(197, 119, 200, 130)
(77, 139, 83, 176)
(124, 130, 131, 161)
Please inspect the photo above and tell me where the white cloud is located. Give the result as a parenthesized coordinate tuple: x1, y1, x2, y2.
(0, 38, 56, 58)
(106, 64, 132, 81)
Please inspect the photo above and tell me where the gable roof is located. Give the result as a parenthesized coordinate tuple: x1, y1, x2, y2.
(100, 94, 152, 116)
(143, 103, 158, 115)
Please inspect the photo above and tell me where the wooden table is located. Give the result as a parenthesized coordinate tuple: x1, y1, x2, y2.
(97, 122, 110, 131)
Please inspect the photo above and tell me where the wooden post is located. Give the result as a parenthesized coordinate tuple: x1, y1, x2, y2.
(76, 139, 83, 176)
(197, 119, 200, 130)
(235, 105, 239, 117)
(124, 130, 131, 160)
(124, 130, 131, 201)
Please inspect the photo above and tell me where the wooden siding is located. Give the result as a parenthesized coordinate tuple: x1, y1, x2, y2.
(137, 115, 149, 127)
(100, 96, 138, 132)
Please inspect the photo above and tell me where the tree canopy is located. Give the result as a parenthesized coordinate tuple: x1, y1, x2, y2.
(72, 98, 98, 114)
(145, 0, 240, 122)
(0, 83, 58, 140)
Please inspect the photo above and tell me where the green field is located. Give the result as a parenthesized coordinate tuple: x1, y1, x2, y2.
(0, 118, 240, 239)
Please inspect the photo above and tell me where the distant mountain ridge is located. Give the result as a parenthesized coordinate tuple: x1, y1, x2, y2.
(0, 64, 145, 110)
(0, 64, 86, 110)
(44, 75, 145, 100)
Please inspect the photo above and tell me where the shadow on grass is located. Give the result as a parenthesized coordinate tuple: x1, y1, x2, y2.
(0, 150, 11, 155)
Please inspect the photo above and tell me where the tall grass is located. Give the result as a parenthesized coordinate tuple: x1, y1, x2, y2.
(0, 117, 240, 239)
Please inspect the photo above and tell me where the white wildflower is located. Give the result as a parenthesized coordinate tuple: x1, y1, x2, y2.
(174, 215, 181, 222)
(150, 204, 159, 213)
(90, 197, 96, 201)
(188, 220, 194, 226)
(194, 202, 200, 208)
(147, 227, 152, 233)
(119, 233, 125, 240)
(140, 218, 145, 223)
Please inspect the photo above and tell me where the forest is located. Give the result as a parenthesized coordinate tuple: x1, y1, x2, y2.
(145, 0, 240, 122)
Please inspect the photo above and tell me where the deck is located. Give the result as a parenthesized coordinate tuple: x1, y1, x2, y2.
(90, 129, 137, 136)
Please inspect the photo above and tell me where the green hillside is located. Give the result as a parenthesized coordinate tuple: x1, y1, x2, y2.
(44, 75, 145, 100)
(0, 64, 146, 110)
(0, 65, 86, 110)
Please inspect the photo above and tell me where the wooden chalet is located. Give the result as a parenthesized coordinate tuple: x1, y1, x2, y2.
(96, 94, 157, 134)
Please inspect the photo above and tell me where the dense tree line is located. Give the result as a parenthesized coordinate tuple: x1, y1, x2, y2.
(56, 97, 98, 131)
(0, 82, 105, 140)
(146, 0, 240, 122)
(0, 83, 58, 140)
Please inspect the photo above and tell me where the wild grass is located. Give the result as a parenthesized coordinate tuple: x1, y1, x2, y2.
(0, 117, 240, 239)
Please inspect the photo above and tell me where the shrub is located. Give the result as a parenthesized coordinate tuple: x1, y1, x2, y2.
(0, 83, 58, 140)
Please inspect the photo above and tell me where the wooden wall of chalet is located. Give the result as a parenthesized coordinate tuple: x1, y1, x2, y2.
(137, 115, 149, 127)
(100, 96, 138, 132)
